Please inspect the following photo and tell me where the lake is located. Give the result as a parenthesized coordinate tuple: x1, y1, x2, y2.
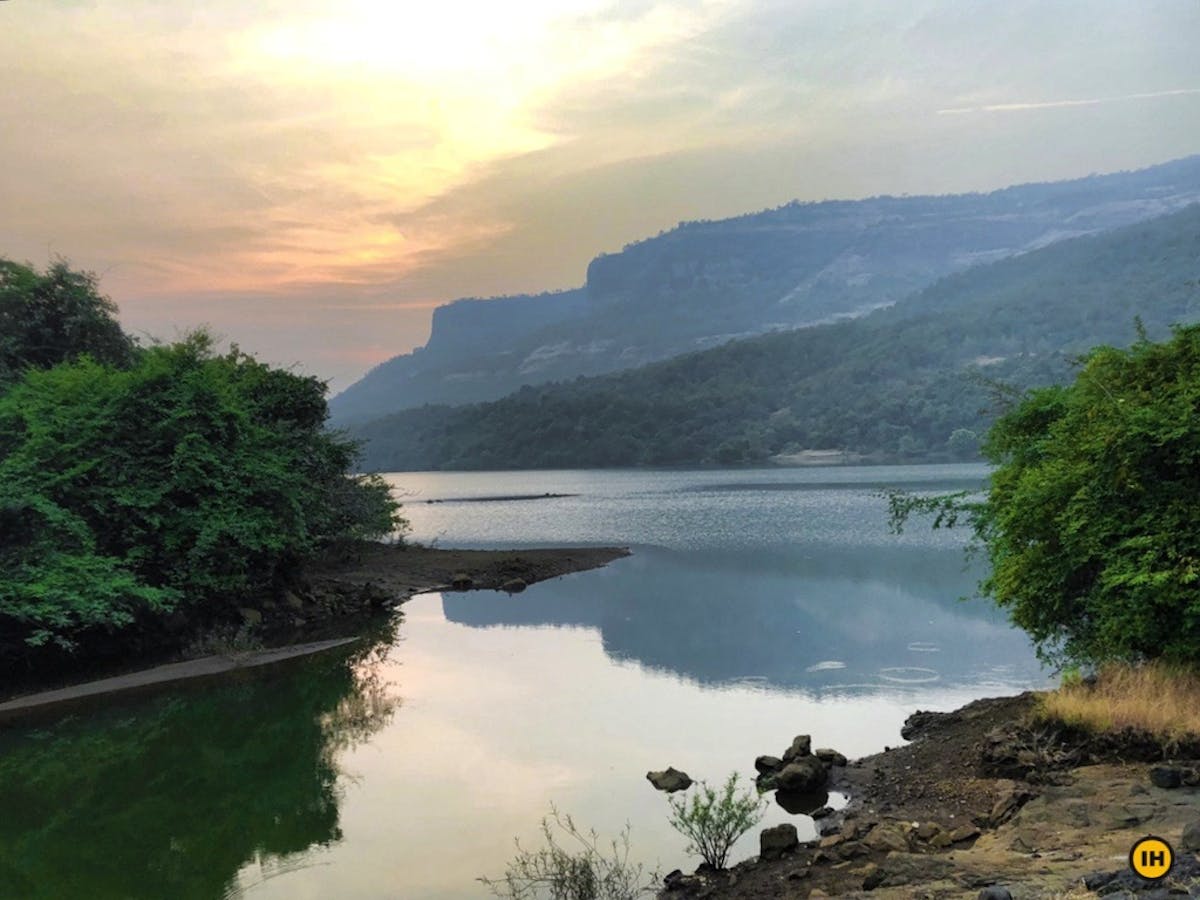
(0, 465, 1049, 899)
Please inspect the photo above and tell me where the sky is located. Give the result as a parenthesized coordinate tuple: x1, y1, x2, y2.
(2, 1, 1199, 392)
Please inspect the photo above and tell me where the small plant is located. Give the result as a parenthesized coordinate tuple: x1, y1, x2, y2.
(479, 807, 658, 900)
(666, 772, 766, 870)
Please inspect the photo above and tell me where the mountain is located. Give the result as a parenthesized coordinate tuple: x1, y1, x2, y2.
(330, 155, 1200, 425)
(349, 202, 1200, 471)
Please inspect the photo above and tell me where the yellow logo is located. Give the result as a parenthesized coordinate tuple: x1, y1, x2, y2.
(1129, 835, 1174, 881)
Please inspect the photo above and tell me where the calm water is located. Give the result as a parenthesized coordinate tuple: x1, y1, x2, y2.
(0, 465, 1048, 899)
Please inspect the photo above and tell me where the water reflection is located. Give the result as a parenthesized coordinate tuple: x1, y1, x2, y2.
(442, 544, 1031, 693)
(0, 622, 401, 900)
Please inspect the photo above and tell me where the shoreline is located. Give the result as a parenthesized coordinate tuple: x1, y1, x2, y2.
(664, 693, 1200, 898)
(0, 543, 630, 715)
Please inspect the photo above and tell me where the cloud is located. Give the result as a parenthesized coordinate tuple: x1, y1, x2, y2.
(2, 0, 1199, 390)
(939, 87, 1200, 116)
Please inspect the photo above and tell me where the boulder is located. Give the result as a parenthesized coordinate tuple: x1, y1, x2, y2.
(776, 757, 827, 793)
(759, 823, 800, 860)
(814, 748, 848, 767)
(862, 863, 885, 891)
(501, 578, 527, 593)
(450, 572, 473, 590)
(754, 754, 784, 774)
(978, 889, 1013, 900)
(646, 767, 692, 793)
(948, 824, 982, 844)
(782, 734, 813, 762)
(238, 607, 263, 627)
(284, 591, 305, 611)
(1182, 820, 1200, 852)
(863, 824, 909, 853)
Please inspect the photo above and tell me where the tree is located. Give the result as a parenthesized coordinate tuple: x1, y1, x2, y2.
(0, 258, 135, 383)
(890, 325, 1200, 666)
(0, 331, 403, 653)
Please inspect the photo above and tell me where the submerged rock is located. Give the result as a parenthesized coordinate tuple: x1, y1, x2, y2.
(647, 767, 693, 793)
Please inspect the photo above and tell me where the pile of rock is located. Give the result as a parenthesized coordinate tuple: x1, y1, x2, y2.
(753, 734, 848, 795)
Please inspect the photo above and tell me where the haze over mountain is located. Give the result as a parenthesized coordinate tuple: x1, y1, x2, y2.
(331, 156, 1200, 426)
(349, 200, 1200, 470)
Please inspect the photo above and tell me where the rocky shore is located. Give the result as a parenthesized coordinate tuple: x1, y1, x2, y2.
(662, 693, 1200, 899)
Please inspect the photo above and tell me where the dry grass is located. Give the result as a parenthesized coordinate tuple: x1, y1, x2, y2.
(1037, 662, 1200, 739)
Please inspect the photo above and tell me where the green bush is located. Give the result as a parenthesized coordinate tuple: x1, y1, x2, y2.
(0, 331, 404, 651)
(666, 772, 765, 870)
(890, 324, 1200, 666)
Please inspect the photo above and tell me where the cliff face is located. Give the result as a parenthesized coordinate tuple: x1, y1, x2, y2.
(330, 155, 1200, 426)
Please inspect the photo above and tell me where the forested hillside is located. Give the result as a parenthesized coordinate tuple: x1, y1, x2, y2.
(331, 155, 1200, 425)
(351, 204, 1200, 470)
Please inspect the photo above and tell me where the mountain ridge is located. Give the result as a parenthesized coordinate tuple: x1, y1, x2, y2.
(330, 154, 1200, 426)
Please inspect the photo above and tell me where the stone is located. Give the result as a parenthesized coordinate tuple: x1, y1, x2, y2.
(977, 889, 1013, 900)
(814, 748, 849, 767)
(449, 572, 473, 590)
(777, 757, 828, 793)
(238, 607, 263, 627)
(760, 823, 800, 860)
(864, 825, 909, 853)
(811, 806, 834, 820)
(1182, 820, 1200, 852)
(949, 824, 981, 844)
(808, 890, 829, 898)
(915, 821, 942, 841)
(930, 831, 954, 849)
(818, 834, 844, 849)
(501, 578, 527, 593)
(755, 754, 784, 774)
(1149, 766, 1183, 789)
(782, 734, 813, 762)
(284, 591, 305, 611)
(646, 767, 693, 793)
(860, 863, 884, 890)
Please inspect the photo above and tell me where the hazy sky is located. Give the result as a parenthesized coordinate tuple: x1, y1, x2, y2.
(3, 1, 1199, 391)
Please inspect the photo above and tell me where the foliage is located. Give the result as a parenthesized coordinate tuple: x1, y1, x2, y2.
(666, 773, 765, 870)
(478, 808, 658, 900)
(1036, 662, 1200, 740)
(352, 205, 1200, 470)
(0, 258, 135, 384)
(891, 325, 1200, 666)
(0, 329, 405, 652)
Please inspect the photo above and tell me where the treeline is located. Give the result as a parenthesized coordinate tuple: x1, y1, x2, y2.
(0, 260, 401, 666)
(351, 204, 1200, 471)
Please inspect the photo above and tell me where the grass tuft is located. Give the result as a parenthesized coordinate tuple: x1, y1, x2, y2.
(1036, 662, 1200, 740)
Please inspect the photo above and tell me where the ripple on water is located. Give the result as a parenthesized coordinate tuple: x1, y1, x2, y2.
(877, 666, 941, 684)
(906, 641, 941, 653)
(805, 660, 847, 673)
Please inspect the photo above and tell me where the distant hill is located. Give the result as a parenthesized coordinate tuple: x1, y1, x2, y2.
(349, 203, 1200, 471)
(331, 155, 1200, 425)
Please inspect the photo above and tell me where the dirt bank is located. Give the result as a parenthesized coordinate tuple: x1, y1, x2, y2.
(665, 693, 1200, 898)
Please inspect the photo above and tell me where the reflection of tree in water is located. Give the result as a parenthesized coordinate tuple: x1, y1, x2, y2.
(0, 618, 402, 900)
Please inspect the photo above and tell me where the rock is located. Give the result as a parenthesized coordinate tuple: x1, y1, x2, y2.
(988, 785, 1035, 826)
(1182, 820, 1200, 852)
(501, 578, 527, 593)
(915, 821, 942, 841)
(861, 863, 885, 891)
(814, 748, 848, 767)
(284, 591, 305, 611)
(755, 771, 779, 792)
(238, 607, 263, 627)
(777, 758, 828, 793)
(948, 824, 981, 844)
(977, 889, 1013, 900)
(646, 767, 693, 793)
(808, 890, 829, 898)
(1083, 871, 1117, 891)
(863, 824, 909, 853)
(930, 831, 954, 849)
(1150, 766, 1184, 789)
(818, 834, 844, 849)
(760, 823, 800, 860)
(755, 754, 784, 774)
(450, 572, 473, 590)
(662, 869, 689, 892)
(782, 734, 813, 762)
(811, 806, 834, 819)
